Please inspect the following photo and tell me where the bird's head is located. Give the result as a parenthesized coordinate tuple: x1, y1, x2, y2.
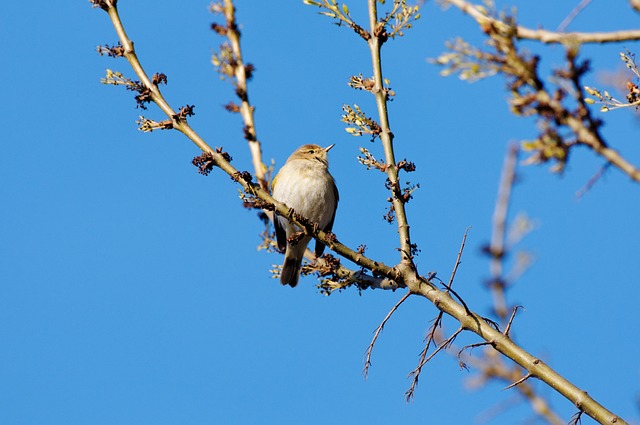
(288, 143, 335, 166)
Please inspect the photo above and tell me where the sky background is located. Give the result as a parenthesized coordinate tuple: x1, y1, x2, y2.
(1, 1, 639, 424)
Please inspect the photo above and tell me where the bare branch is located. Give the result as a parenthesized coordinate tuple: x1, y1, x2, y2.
(363, 291, 411, 379)
(445, 0, 640, 44)
(406, 327, 463, 401)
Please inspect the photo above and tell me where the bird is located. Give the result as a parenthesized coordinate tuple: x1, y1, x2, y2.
(271, 144, 339, 287)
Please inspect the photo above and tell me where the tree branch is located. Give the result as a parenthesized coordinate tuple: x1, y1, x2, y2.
(367, 0, 415, 266)
(410, 278, 625, 424)
(488, 144, 519, 319)
(99, 1, 401, 291)
(93, 3, 628, 423)
(216, 0, 267, 188)
(445, 0, 640, 44)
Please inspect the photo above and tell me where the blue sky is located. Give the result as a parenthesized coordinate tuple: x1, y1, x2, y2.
(1, 1, 639, 424)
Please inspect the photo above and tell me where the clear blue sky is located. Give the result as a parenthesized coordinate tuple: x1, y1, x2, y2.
(1, 1, 639, 424)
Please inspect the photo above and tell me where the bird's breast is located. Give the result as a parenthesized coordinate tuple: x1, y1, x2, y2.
(272, 160, 336, 226)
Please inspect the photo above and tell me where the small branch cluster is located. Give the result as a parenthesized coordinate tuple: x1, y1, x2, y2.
(349, 74, 396, 98)
(100, 69, 168, 110)
(303, 0, 420, 43)
(97, 42, 124, 58)
(432, 37, 503, 82)
(396, 159, 416, 173)
(341, 104, 382, 140)
(192, 148, 233, 176)
(138, 105, 193, 132)
(433, 10, 618, 176)
(211, 48, 256, 101)
(212, 43, 248, 83)
(357, 147, 386, 171)
(348, 74, 375, 91)
(438, 0, 640, 183)
(380, 0, 421, 40)
(137, 116, 173, 132)
(101, 69, 135, 87)
(303, 0, 371, 40)
(90, 0, 116, 11)
(584, 51, 640, 112)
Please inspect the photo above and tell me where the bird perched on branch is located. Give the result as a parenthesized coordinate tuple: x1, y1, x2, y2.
(272, 144, 339, 287)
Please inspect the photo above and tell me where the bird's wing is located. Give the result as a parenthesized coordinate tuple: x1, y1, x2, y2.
(274, 215, 287, 252)
(271, 172, 288, 252)
(314, 179, 339, 257)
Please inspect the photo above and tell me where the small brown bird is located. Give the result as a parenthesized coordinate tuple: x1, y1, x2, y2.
(271, 144, 339, 287)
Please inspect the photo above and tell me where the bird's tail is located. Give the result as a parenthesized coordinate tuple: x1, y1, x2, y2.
(280, 251, 304, 287)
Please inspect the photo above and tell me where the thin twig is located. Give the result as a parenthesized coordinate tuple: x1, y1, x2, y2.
(406, 327, 463, 401)
(413, 311, 445, 375)
(570, 410, 584, 425)
(458, 341, 493, 363)
(417, 327, 463, 370)
(576, 161, 612, 199)
(488, 144, 519, 320)
(503, 372, 533, 391)
(503, 305, 523, 337)
(557, 0, 592, 32)
(446, 227, 471, 292)
(363, 291, 411, 378)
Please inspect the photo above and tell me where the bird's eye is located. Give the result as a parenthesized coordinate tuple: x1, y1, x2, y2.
(308, 150, 315, 154)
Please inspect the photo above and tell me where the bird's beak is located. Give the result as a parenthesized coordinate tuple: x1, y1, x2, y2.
(324, 144, 335, 152)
